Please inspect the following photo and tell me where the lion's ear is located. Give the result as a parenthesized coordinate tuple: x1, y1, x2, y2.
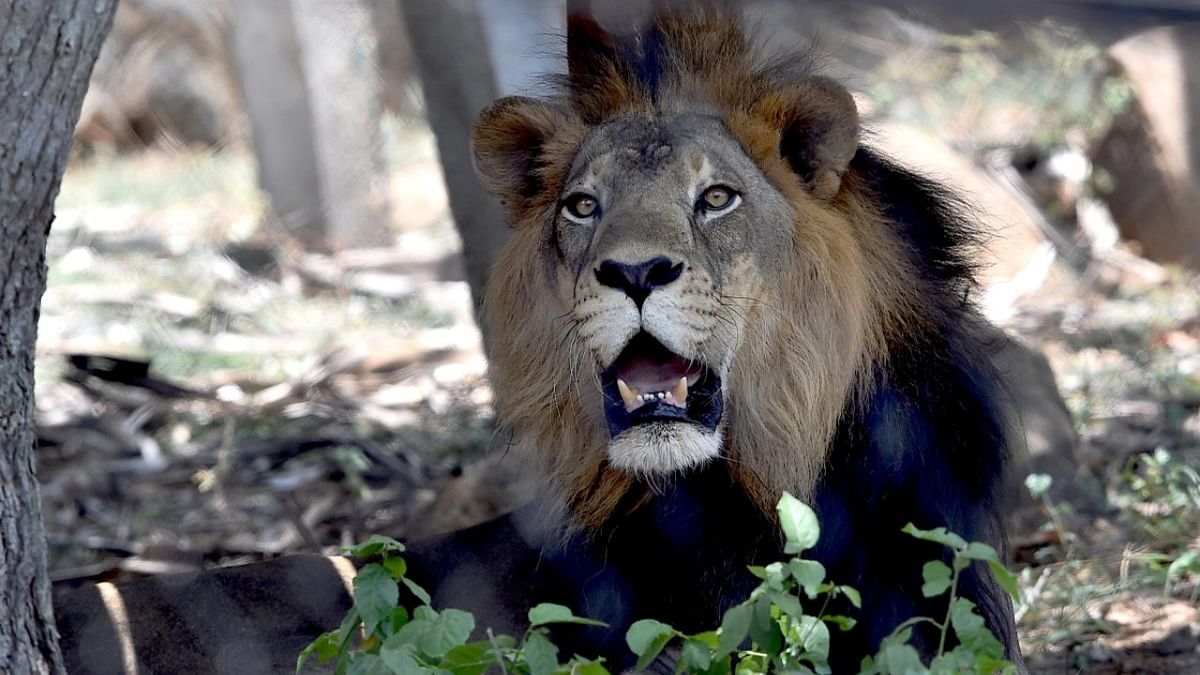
(756, 77, 860, 200)
(471, 96, 566, 218)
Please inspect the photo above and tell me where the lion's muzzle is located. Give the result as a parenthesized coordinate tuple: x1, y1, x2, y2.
(600, 332, 724, 440)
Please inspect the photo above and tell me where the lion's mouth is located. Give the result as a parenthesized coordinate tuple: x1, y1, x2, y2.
(600, 332, 723, 438)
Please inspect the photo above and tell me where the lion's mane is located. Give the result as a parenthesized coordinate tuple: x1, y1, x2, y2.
(478, 7, 981, 527)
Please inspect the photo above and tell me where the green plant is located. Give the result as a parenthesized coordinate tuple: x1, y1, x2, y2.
(303, 496, 1020, 674)
(1116, 448, 1200, 550)
(616, 496, 1021, 675)
(859, 525, 1019, 675)
(1115, 448, 1200, 599)
(297, 535, 612, 675)
(623, 493, 862, 675)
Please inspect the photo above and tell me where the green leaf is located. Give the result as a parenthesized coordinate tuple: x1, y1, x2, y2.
(296, 631, 338, 673)
(1024, 473, 1052, 498)
(839, 586, 862, 609)
(879, 639, 926, 675)
(389, 618, 435, 654)
(527, 603, 608, 627)
(960, 542, 1000, 563)
(440, 643, 493, 675)
(822, 614, 857, 632)
(764, 562, 788, 591)
(568, 658, 612, 675)
(789, 560, 826, 599)
(948, 598, 1007, 660)
(386, 609, 475, 661)
(426, 608, 476, 658)
(921, 560, 953, 598)
(716, 604, 752, 657)
(354, 564, 399, 637)
(528, 603, 571, 625)
(901, 523, 967, 552)
(986, 559, 1021, 602)
(691, 631, 721, 650)
(948, 598, 986, 639)
(682, 638, 714, 671)
(1166, 550, 1195, 581)
(379, 642, 428, 675)
(930, 650, 973, 675)
(734, 653, 768, 675)
(382, 557, 408, 580)
(401, 577, 432, 606)
(388, 606, 411, 635)
(795, 615, 831, 662)
(345, 652, 395, 675)
(749, 598, 783, 657)
(347, 535, 407, 559)
(625, 619, 677, 672)
(777, 492, 821, 554)
(522, 631, 560, 675)
(767, 590, 802, 618)
(946, 598, 1013, 673)
(335, 609, 362, 652)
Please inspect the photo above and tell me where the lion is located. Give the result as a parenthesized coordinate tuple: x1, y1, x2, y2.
(52, 6, 1023, 674)
(432, 4, 1025, 672)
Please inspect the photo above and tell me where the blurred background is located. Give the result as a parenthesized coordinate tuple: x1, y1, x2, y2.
(40, 1, 1199, 672)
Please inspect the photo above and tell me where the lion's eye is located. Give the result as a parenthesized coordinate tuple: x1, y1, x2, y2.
(698, 185, 739, 213)
(563, 194, 599, 220)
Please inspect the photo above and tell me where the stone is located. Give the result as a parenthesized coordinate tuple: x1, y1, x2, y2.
(1092, 25, 1200, 271)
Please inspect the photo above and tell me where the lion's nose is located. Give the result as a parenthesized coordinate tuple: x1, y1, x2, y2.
(595, 256, 684, 308)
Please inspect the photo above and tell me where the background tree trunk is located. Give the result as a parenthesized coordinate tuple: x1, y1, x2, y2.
(0, 2, 117, 673)
(397, 0, 560, 321)
(230, 0, 393, 252)
(398, 0, 509, 318)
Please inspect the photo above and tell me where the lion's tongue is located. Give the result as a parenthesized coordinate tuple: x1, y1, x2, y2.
(615, 353, 700, 413)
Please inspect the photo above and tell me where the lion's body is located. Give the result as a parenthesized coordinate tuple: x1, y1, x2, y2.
(463, 5, 1023, 671)
(401, 148, 1018, 673)
(53, 6, 1023, 673)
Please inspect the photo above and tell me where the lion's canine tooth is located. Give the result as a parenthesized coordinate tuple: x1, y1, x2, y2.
(671, 377, 688, 408)
(617, 379, 640, 412)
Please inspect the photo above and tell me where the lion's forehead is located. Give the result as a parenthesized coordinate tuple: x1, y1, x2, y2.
(568, 114, 752, 192)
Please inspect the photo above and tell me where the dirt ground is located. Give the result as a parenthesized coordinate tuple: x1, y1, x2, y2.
(37, 134, 1198, 672)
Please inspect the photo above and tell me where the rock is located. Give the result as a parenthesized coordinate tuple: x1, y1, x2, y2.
(988, 328, 1104, 520)
(1092, 25, 1200, 271)
(869, 123, 1056, 323)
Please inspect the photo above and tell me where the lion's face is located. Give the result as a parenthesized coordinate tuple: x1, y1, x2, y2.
(555, 113, 794, 474)
(469, 9, 886, 523)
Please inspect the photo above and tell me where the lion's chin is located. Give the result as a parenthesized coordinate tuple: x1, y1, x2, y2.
(606, 421, 722, 476)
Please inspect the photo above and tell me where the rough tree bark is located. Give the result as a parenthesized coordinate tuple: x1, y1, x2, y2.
(0, 2, 117, 673)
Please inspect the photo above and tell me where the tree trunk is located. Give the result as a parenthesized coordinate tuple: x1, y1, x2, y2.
(398, 0, 511, 319)
(0, 2, 116, 673)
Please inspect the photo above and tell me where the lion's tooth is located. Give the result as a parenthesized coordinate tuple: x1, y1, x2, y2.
(671, 377, 688, 408)
(617, 379, 639, 412)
